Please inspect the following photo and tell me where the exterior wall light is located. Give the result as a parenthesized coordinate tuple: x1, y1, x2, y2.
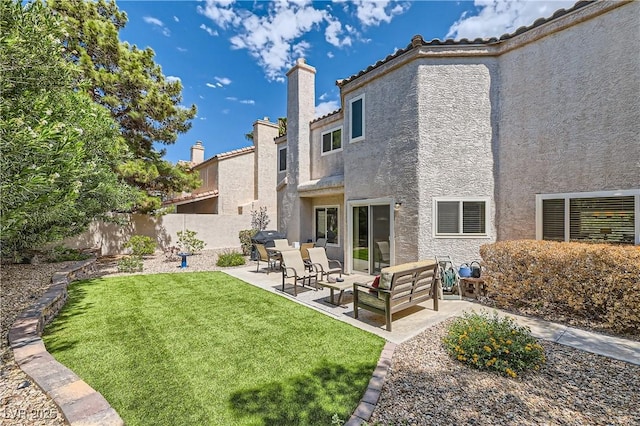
(394, 202, 402, 211)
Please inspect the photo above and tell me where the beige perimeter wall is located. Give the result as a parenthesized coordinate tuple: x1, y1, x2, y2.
(66, 214, 252, 255)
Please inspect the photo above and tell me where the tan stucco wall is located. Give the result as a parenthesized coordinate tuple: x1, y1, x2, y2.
(310, 113, 344, 180)
(496, 1, 640, 240)
(416, 58, 498, 263)
(217, 152, 255, 215)
(253, 119, 279, 216)
(65, 213, 251, 255)
(195, 161, 218, 194)
(342, 61, 421, 265)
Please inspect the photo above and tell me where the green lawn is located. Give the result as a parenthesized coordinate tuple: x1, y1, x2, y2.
(43, 272, 385, 426)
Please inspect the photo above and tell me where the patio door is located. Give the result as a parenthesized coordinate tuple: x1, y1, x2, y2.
(351, 203, 391, 274)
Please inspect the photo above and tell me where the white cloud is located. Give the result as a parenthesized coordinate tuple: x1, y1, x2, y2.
(327, 51, 334, 58)
(216, 82, 223, 87)
(174, 16, 179, 22)
(352, 0, 408, 27)
(177, 47, 188, 52)
(315, 100, 340, 118)
(199, 95, 205, 99)
(200, 23, 218, 36)
(226, 96, 238, 101)
(239, 99, 255, 105)
(215, 76, 232, 85)
(143, 16, 170, 37)
(447, 0, 576, 40)
(206, 83, 217, 88)
(199, 0, 326, 81)
(325, 17, 352, 47)
(319, 92, 328, 101)
(166, 76, 181, 83)
(199, 117, 207, 120)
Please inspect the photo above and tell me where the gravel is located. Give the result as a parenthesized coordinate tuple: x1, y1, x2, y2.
(2, 251, 639, 425)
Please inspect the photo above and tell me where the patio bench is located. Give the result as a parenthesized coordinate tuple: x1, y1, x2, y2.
(353, 259, 440, 331)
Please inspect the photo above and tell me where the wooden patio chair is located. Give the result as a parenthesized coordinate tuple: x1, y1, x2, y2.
(280, 250, 318, 296)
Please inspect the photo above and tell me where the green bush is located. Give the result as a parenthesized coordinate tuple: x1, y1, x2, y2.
(176, 230, 206, 254)
(117, 255, 143, 272)
(123, 235, 156, 257)
(216, 251, 246, 267)
(45, 245, 92, 263)
(480, 240, 640, 336)
(442, 311, 545, 378)
(239, 229, 258, 256)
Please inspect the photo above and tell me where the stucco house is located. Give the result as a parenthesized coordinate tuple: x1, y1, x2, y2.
(164, 118, 279, 217)
(277, 0, 639, 276)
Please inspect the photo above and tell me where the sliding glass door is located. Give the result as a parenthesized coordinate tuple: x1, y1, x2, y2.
(351, 203, 391, 274)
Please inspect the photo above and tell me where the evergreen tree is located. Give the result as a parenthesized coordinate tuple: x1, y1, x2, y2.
(48, 0, 200, 211)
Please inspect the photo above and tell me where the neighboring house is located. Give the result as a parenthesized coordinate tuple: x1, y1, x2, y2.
(164, 118, 279, 216)
(278, 0, 639, 275)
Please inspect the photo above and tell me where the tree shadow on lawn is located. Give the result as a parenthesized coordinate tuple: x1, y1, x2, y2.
(229, 359, 375, 425)
(43, 281, 94, 353)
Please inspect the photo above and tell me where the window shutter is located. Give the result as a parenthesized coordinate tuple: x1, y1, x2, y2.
(542, 199, 565, 241)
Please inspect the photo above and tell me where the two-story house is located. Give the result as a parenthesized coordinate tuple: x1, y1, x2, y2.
(277, 0, 639, 275)
(165, 118, 279, 217)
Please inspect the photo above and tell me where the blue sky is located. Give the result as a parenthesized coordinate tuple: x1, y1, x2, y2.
(117, 0, 576, 163)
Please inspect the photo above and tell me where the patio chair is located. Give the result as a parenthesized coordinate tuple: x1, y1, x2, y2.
(307, 247, 342, 282)
(281, 250, 318, 296)
(375, 241, 390, 271)
(255, 244, 279, 274)
(299, 242, 315, 271)
(273, 239, 291, 251)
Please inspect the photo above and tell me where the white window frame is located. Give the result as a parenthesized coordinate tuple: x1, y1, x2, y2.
(278, 145, 287, 172)
(349, 94, 365, 143)
(321, 127, 343, 156)
(433, 197, 490, 238)
(535, 189, 640, 245)
(314, 205, 340, 247)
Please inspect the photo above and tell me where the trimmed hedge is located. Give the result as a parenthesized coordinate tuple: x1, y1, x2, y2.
(479, 240, 640, 336)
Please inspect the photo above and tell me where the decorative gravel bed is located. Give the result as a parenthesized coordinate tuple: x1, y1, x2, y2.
(1, 251, 639, 425)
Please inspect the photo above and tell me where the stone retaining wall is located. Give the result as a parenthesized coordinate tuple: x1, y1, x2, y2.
(8, 259, 124, 426)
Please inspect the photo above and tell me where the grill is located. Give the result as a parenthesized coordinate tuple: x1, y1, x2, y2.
(251, 230, 287, 248)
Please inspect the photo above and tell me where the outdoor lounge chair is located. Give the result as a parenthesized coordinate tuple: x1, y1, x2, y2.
(255, 244, 279, 274)
(307, 247, 342, 282)
(281, 250, 318, 296)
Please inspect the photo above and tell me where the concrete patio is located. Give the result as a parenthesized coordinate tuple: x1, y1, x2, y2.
(225, 262, 640, 365)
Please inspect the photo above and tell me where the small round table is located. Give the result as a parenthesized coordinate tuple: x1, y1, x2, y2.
(178, 252, 191, 268)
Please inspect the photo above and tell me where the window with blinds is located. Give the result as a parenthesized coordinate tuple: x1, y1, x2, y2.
(435, 199, 487, 236)
(542, 199, 565, 241)
(541, 195, 636, 244)
(569, 196, 635, 244)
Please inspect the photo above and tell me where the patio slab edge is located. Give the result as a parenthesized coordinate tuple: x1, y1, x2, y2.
(8, 258, 125, 426)
(345, 341, 397, 426)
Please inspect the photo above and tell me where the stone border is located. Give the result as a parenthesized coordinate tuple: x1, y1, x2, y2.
(8, 258, 124, 426)
(345, 342, 396, 425)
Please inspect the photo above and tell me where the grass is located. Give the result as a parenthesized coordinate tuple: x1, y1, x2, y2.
(43, 272, 385, 426)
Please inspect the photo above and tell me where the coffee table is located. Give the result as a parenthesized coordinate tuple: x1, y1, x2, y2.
(321, 280, 352, 305)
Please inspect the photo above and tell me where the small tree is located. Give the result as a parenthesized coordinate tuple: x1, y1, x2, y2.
(251, 206, 270, 231)
(176, 229, 205, 254)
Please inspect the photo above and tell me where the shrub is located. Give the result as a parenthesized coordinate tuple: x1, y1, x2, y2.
(239, 229, 258, 256)
(176, 230, 206, 254)
(123, 235, 156, 257)
(251, 206, 270, 231)
(216, 250, 246, 267)
(45, 245, 92, 262)
(117, 255, 143, 272)
(480, 240, 640, 336)
(442, 311, 545, 378)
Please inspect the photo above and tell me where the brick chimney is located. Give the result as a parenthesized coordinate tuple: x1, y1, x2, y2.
(190, 141, 205, 165)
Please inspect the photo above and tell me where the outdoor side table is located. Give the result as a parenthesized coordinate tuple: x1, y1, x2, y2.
(178, 252, 191, 268)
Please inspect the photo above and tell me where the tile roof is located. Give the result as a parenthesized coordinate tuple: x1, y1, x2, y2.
(162, 189, 219, 206)
(311, 108, 342, 124)
(336, 0, 594, 88)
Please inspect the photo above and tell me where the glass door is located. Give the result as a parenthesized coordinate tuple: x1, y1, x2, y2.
(351, 203, 391, 274)
(352, 206, 369, 273)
